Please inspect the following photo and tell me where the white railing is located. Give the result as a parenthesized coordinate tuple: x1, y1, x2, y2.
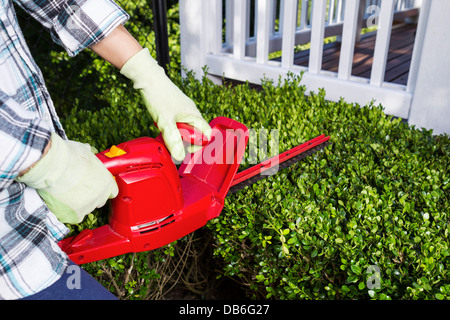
(180, 0, 450, 134)
(219, 0, 419, 56)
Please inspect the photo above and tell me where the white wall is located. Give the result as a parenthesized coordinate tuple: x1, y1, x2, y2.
(406, 1, 450, 135)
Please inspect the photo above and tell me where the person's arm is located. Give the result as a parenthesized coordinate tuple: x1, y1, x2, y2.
(0, 90, 52, 190)
(89, 24, 212, 161)
(18, 139, 51, 177)
(14, 0, 129, 57)
(89, 25, 143, 69)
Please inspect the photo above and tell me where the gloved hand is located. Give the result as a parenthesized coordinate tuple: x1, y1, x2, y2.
(16, 133, 118, 224)
(120, 48, 212, 161)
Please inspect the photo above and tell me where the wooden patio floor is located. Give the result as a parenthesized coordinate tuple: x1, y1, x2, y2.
(288, 23, 417, 86)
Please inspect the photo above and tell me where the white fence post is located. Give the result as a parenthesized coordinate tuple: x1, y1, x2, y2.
(309, 0, 327, 74)
(179, 0, 207, 79)
(225, 0, 234, 47)
(209, 0, 223, 55)
(408, 0, 450, 135)
(256, 0, 273, 64)
(234, 0, 248, 60)
(299, 0, 309, 29)
(338, 0, 360, 80)
(281, 0, 298, 69)
(406, 0, 430, 94)
(370, 0, 395, 87)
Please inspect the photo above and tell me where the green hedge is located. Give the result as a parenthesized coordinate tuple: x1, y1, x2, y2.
(61, 70, 449, 300)
(200, 75, 449, 300)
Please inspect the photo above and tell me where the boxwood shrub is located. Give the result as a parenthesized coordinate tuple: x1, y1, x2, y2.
(62, 70, 449, 300)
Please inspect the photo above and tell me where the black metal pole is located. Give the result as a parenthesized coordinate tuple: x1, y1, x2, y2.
(152, 0, 170, 74)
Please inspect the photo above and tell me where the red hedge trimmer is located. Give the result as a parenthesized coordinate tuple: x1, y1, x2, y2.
(58, 117, 330, 264)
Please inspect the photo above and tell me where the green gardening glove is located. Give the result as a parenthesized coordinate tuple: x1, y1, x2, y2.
(120, 48, 212, 161)
(16, 133, 118, 224)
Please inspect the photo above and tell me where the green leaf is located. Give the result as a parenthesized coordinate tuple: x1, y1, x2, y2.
(351, 264, 362, 275)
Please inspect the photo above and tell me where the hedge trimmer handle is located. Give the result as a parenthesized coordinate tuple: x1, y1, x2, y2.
(154, 122, 209, 147)
(176, 122, 209, 147)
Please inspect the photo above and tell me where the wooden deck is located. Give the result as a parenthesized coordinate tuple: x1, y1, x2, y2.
(288, 23, 417, 86)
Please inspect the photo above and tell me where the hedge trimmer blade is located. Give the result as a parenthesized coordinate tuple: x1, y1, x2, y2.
(228, 134, 331, 195)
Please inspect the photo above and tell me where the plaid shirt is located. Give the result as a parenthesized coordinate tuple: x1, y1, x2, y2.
(0, 0, 128, 299)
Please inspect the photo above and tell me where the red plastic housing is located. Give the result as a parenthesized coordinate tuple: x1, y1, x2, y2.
(58, 117, 249, 264)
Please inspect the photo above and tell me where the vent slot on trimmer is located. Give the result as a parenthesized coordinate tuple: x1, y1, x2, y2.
(138, 214, 176, 234)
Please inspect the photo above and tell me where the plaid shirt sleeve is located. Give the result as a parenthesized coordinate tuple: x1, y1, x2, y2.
(0, 90, 52, 191)
(0, 0, 130, 300)
(13, 0, 129, 56)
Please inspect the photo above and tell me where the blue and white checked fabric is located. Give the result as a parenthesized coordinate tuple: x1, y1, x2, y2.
(0, 0, 128, 299)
